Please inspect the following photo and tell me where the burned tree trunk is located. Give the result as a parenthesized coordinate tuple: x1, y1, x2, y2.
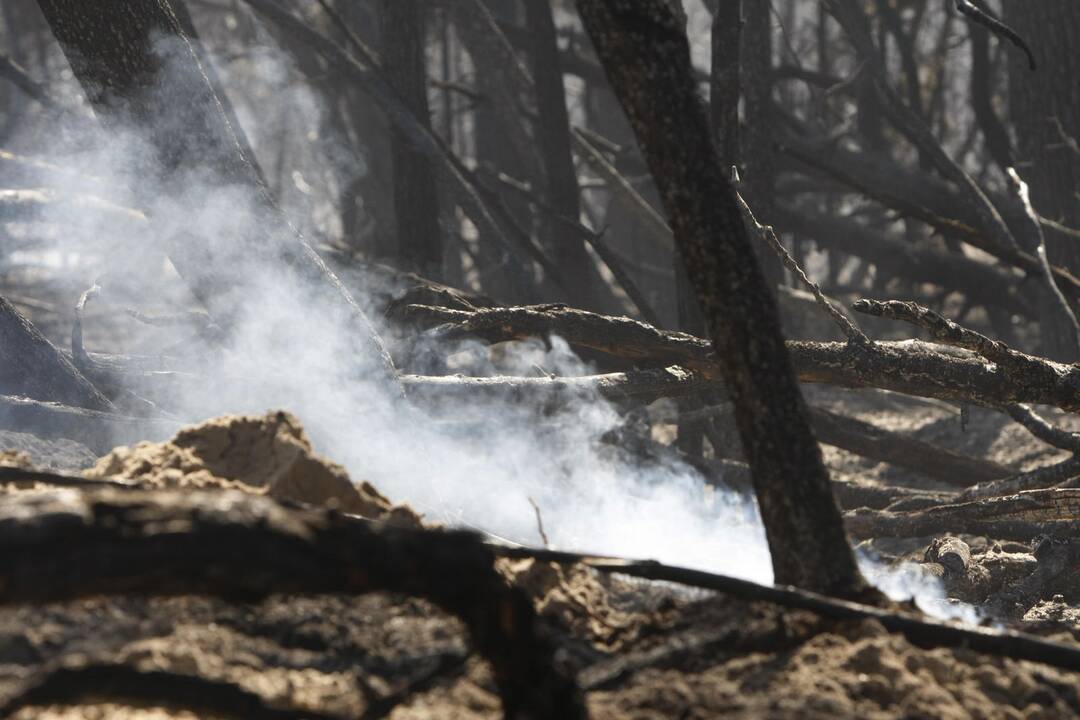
(576, 0, 869, 599)
(740, 0, 783, 291)
(379, 0, 442, 279)
(0, 296, 112, 411)
(34, 0, 398, 386)
(523, 0, 594, 310)
(1005, 0, 1080, 362)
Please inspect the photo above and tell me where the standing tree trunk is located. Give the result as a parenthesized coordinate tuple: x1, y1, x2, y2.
(35, 0, 399, 386)
(741, 0, 783, 292)
(523, 0, 594, 309)
(1005, 0, 1080, 362)
(676, 0, 744, 458)
(379, 0, 443, 279)
(576, 0, 869, 599)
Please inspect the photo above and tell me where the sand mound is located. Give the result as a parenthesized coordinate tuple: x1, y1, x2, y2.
(85, 410, 420, 525)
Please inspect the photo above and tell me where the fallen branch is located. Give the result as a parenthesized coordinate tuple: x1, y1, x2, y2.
(0, 490, 585, 720)
(0, 394, 178, 454)
(807, 406, 1013, 486)
(1006, 404, 1080, 453)
(489, 543, 1080, 674)
(0, 466, 138, 491)
(7, 489, 1080, 686)
(844, 488, 1080, 540)
(663, 400, 1013, 486)
(772, 206, 1032, 318)
(401, 303, 1080, 412)
(958, 457, 1080, 501)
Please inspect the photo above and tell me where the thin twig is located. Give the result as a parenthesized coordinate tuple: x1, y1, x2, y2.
(1006, 166, 1080, 359)
(71, 279, 101, 371)
(0, 54, 61, 109)
(958, 455, 1080, 501)
(734, 190, 871, 346)
(1005, 404, 1080, 453)
(852, 299, 1015, 363)
(1050, 117, 1080, 157)
(954, 0, 1036, 70)
(486, 169, 663, 325)
(527, 497, 550, 548)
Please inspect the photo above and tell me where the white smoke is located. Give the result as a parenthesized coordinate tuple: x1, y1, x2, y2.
(1, 21, 968, 616)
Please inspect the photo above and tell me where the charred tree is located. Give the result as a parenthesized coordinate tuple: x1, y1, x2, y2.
(379, 0, 443, 279)
(740, 0, 783, 292)
(1005, 0, 1080, 362)
(576, 0, 869, 599)
(34, 0, 399, 386)
(523, 0, 594, 309)
(674, 0, 744, 458)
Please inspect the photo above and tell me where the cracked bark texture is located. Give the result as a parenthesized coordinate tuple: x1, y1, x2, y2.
(575, 0, 868, 598)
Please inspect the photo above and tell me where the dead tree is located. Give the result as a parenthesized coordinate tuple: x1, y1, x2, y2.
(379, 0, 443, 278)
(523, 0, 594, 310)
(575, 0, 869, 599)
(1005, 0, 1080, 361)
(741, 0, 783, 290)
(34, 0, 399, 386)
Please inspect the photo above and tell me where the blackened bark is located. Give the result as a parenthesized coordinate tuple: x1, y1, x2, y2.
(35, 0, 399, 385)
(1005, 0, 1080, 361)
(676, 0, 744, 457)
(575, 0, 868, 598)
(710, 0, 741, 171)
(740, 0, 783, 291)
(523, 0, 593, 309)
(969, 18, 1013, 171)
(380, 0, 442, 278)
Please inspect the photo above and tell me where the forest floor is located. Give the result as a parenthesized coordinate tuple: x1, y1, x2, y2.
(1, 392, 1079, 719)
(3, 265, 1080, 718)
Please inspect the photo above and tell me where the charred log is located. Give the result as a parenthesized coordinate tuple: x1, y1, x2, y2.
(0, 490, 585, 720)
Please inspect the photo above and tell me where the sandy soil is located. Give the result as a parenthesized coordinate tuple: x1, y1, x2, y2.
(1, 404, 1079, 718)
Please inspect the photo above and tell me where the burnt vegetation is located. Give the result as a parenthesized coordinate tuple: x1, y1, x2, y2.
(2, 0, 1080, 717)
